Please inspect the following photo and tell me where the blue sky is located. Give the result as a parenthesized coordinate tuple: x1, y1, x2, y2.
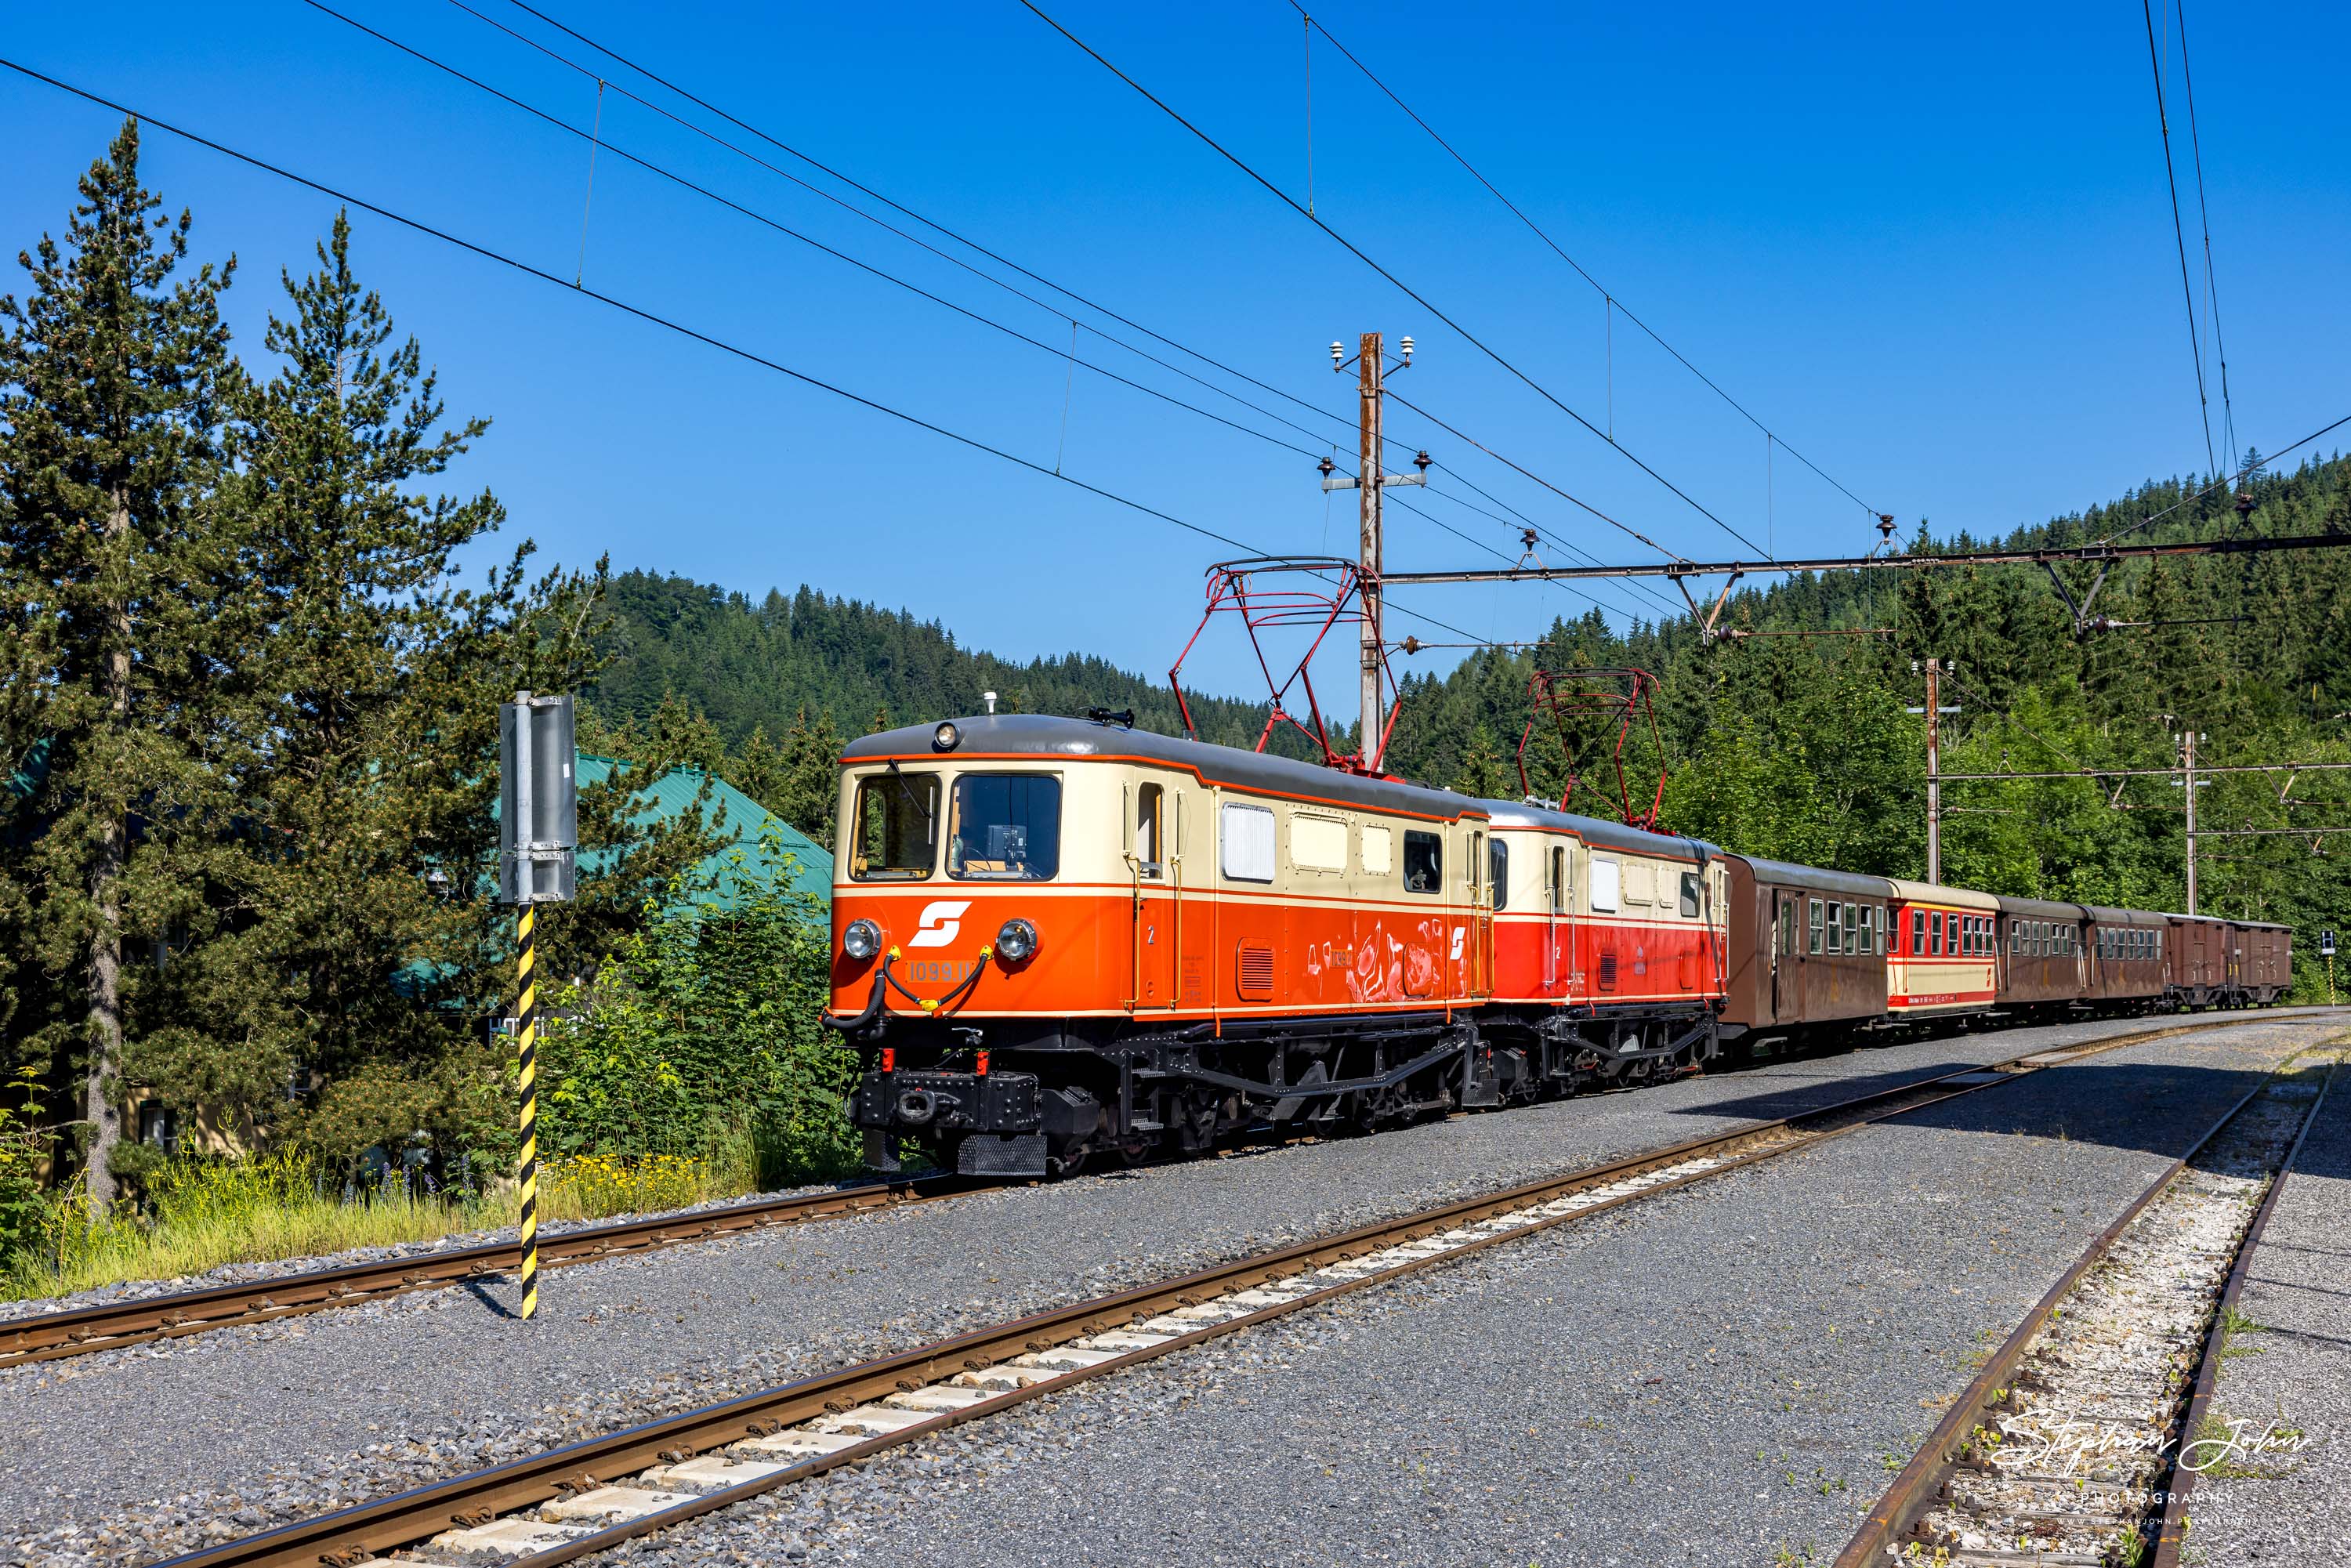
(4, 1, 2346, 705)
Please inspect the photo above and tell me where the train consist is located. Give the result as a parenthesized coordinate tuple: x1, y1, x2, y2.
(824, 713, 2293, 1177)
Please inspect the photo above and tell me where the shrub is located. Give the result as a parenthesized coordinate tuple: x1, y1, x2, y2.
(540, 824, 859, 1186)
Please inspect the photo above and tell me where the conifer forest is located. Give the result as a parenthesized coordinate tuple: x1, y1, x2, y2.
(3, 120, 2347, 1235)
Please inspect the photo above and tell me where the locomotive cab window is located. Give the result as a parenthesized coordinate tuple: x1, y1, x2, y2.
(1490, 838, 1509, 911)
(1402, 830, 1443, 894)
(947, 773, 1061, 881)
(1549, 847, 1567, 914)
(850, 770, 939, 882)
(1678, 871, 1700, 918)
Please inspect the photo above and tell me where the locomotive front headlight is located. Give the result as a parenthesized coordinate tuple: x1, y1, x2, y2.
(842, 918, 882, 961)
(995, 918, 1039, 963)
(932, 721, 961, 751)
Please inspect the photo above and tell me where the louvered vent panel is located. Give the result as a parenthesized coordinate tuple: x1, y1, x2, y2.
(1598, 951, 1618, 991)
(1236, 942, 1276, 1001)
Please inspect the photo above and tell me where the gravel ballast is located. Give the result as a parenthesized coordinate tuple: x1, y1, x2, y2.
(0, 1011, 2337, 1566)
(2180, 1056, 2351, 1567)
(576, 1016, 2337, 1568)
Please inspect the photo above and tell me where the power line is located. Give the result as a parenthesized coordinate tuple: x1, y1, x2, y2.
(0, 54, 1501, 655)
(2097, 410, 2351, 545)
(481, 1, 1381, 458)
(2139, 0, 2219, 477)
(2172, 0, 2237, 470)
(1013, 0, 1776, 563)
(313, 2, 1336, 465)
(1380, 388, 1691, 564)
(1286, 2, 1883, 526)
(472, 0, 1675, 626)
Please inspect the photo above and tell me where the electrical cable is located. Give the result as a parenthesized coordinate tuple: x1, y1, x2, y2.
(2098, 411, 2351, 545)
(1013, 0, 1775, 563)
(2172, 0, 2236, 470)
(311, 2, 1335, 464)
(469, 0, 1675, 619)
(1287, 2, 1882, 528)
(484, 0, 1375, 453)
(2139, 0, 2219, 477)
(1380, 388, 1691, 563)
(0, 54, 1505, 654)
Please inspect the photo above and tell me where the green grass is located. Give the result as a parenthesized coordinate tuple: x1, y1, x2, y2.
(2, 1141, 768, 1303)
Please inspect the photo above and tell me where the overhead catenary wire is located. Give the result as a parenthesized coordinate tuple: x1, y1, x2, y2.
(2139, 0, 2219, 478)
(1013, 0, 1776, 563)
(2097, 411, 2351, 545)
(1286, 2, 1883, 530)
(466, 0, 1672, 625)
(312, 2, 1338, 465)
(0, 55, 1505, 655)
(2172, 0, 2237, 471)
(478, 0, 1381, 458)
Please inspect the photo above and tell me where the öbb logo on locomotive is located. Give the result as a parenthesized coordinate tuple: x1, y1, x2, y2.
(906, 900, 973, 948)
(825, 712, 2293, 1180)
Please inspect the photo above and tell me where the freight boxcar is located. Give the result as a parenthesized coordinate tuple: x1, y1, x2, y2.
(2229, 919, 2293, 1005)
(1719, 856, 1895, 1047)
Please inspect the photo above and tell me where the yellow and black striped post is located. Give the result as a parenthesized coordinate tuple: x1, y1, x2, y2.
(516, 904, 540, 1320)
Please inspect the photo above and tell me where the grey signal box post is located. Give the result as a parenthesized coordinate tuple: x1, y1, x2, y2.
(501, 692, 578, 904)
(498, 691, 575, 1320)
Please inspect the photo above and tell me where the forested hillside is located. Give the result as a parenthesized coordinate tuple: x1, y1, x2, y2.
(592, 453, 2351, 998)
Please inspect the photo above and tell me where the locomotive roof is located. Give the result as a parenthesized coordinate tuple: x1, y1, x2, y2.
(840, 715, 1492, 822)
(1719, 853, 1897, 900)
(1475, 798, 1718, 860)
(1995, 893, 2088, 921)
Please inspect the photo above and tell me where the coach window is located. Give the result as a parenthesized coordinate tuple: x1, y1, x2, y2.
(1219, 801, 1277, 884)
(1135, 784, 1165, 876)
(850, 770, 939, 882)
(1858, 904, 1875, 954)
(948, 773, 1062, 881)
(1808, 897, 1824, 954)
(1402, 830, 1443, 894)
(1824, 902, 1843, 956)
(1679, 871, 1701, 918)
(1778, 898, 1797, 955)
(1491, 838, 1511, 911)
(1910, 909, 1925, 954)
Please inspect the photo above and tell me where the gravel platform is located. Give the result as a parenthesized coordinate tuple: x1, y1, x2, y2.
(2183, 1052, 2351, 1567)
(0, 1011, 2337, 1566)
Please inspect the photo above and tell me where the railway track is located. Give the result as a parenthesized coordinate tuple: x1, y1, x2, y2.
(1837, 1046, 2342, 1568)
(0, 1012, 2310, 1377)
(0, 1173, 968, 1371)
(155, 1014, 2319, 1568)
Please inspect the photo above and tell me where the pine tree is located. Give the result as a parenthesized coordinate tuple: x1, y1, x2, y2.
(197, 212, 698, 1161)
(0, 121, 240, 1208)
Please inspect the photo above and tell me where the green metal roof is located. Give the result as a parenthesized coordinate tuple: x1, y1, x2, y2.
(572, 754, 833, 907)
